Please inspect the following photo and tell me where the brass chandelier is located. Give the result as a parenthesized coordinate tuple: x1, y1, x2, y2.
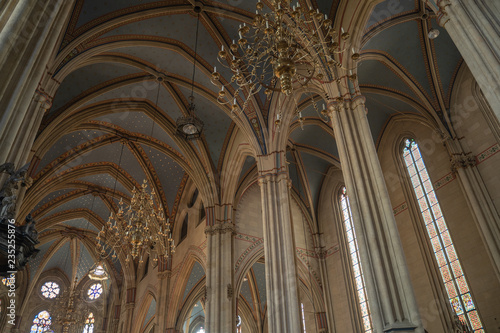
(50, 278, 86, 333)
(212, 0, 359, 121)
(96, 179, 175, 263)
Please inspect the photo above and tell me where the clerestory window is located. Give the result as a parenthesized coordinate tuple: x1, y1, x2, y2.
(402, 138, 483, 332)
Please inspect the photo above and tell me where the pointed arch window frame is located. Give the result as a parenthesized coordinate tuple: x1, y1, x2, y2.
(83, 312, 95, 333)
(337, 186, 373, 333)
(30, 310, 52, 333)
(401, 137, 484, 332)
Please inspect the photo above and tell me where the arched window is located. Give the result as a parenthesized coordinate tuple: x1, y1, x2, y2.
(340, 187, 373, 333)
(180, 214, 188, 242)
(40, 281, 60, 299)
(83, 312, 95, 333)
(301, 303, 307, 333)
(188, 189, 198, 208)
(199, 203, 205, 226)
(402, 138, 483, 331)
(87, 283, 103, 300)
(236, 314, 242, 333)
(30, 310, 52, 333)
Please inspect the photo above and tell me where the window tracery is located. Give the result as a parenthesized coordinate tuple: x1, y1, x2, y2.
(87, 283, 103, 300)
(402, 138, 484, 332)
(30, 310, 52, 333)
(82, 312, 95, 333)
(340, 187, 373, 333)
(40, 281, 60, 299)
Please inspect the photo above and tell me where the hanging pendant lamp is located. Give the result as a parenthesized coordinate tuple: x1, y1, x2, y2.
(176, 5, 204, 140)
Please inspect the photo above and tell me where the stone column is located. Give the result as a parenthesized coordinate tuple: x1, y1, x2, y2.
(256, 151, 301, 333)
(447, 140, 500, 281)
(328, 95, 424, 333)
(204, 206, 235, 333)
(156, 256, 171, 333)
(123, 288, 136, 333)
(431, 0, 500, 118)
(0, 0, 75, 166)
(314, 233, 335, 333)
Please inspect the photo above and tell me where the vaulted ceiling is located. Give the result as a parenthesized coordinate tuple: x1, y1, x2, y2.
(23, 0, 462, 286)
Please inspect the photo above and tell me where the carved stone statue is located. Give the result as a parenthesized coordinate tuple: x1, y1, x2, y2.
(0, 162, 30, 221)
(0, 194, 17, 220)
(22, 213, 38, 242)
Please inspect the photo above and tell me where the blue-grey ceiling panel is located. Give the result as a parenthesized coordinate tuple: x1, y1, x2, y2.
(51, 63, 141, 112)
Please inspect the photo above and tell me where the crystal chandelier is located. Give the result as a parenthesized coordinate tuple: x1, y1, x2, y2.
(212, 0, 359, 121)
(96, 179, 175, 263)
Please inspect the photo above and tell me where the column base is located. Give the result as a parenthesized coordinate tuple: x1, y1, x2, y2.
(383, 322, 418, 332)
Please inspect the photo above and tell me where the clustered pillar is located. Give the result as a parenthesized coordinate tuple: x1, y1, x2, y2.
(204, 206, 235, 333)
(257, 152, 302, 333)
(0, 0, 75, 168)
(329, 94, 425, 332)
(433, 0, 500, 119)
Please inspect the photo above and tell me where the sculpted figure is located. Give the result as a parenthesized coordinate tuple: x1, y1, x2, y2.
(0, 163, 30, 221)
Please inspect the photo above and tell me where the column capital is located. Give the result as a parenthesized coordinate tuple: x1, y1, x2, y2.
(326, 94, 366, 115)
(157, 270, 171, 280)
(34, 88, 53, 110)
(436, 0, 451, 27)
(204, 222, 235, 235)
(124, 302, 135, 310)
(450, 152, 476, 172)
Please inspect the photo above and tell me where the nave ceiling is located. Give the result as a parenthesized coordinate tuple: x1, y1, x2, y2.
(21, 0, 463, 297)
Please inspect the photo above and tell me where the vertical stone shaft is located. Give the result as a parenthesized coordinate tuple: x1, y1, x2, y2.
(205, 206, 235, 332)
(314, 233, 336, 332)
(0, 0, 74, 165)
(330, 96, 424, 332)
(156, 257, 171, 333)
(447, 139, 500, 280)
(434, 0, 500, 118)
(257, 152, 301, 333)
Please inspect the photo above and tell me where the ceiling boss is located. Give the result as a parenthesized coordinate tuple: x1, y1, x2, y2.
(211, 0, 359, 125)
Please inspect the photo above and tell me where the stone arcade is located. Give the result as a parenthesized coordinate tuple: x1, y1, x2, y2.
(0, 1, 499, 332)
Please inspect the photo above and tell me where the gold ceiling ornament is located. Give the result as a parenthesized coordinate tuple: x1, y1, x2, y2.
(95, 179, 175, 263)
(88, 261, 109, 281)
(211, 0, 359, 125)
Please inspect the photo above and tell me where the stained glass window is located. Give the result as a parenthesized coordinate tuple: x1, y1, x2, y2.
(2, 275, 14, 287)
(30, 310, 52, 333)
(87, 283, 103, 300)
(403, 139, 484, 332)
(301, 303, 307, 333)
(196, 329, 205, 333)
(40, 281, 60, 299)
(236, 314, 242, 333)
(83, 312, 95, 333)
(340, 187, 373, 333)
